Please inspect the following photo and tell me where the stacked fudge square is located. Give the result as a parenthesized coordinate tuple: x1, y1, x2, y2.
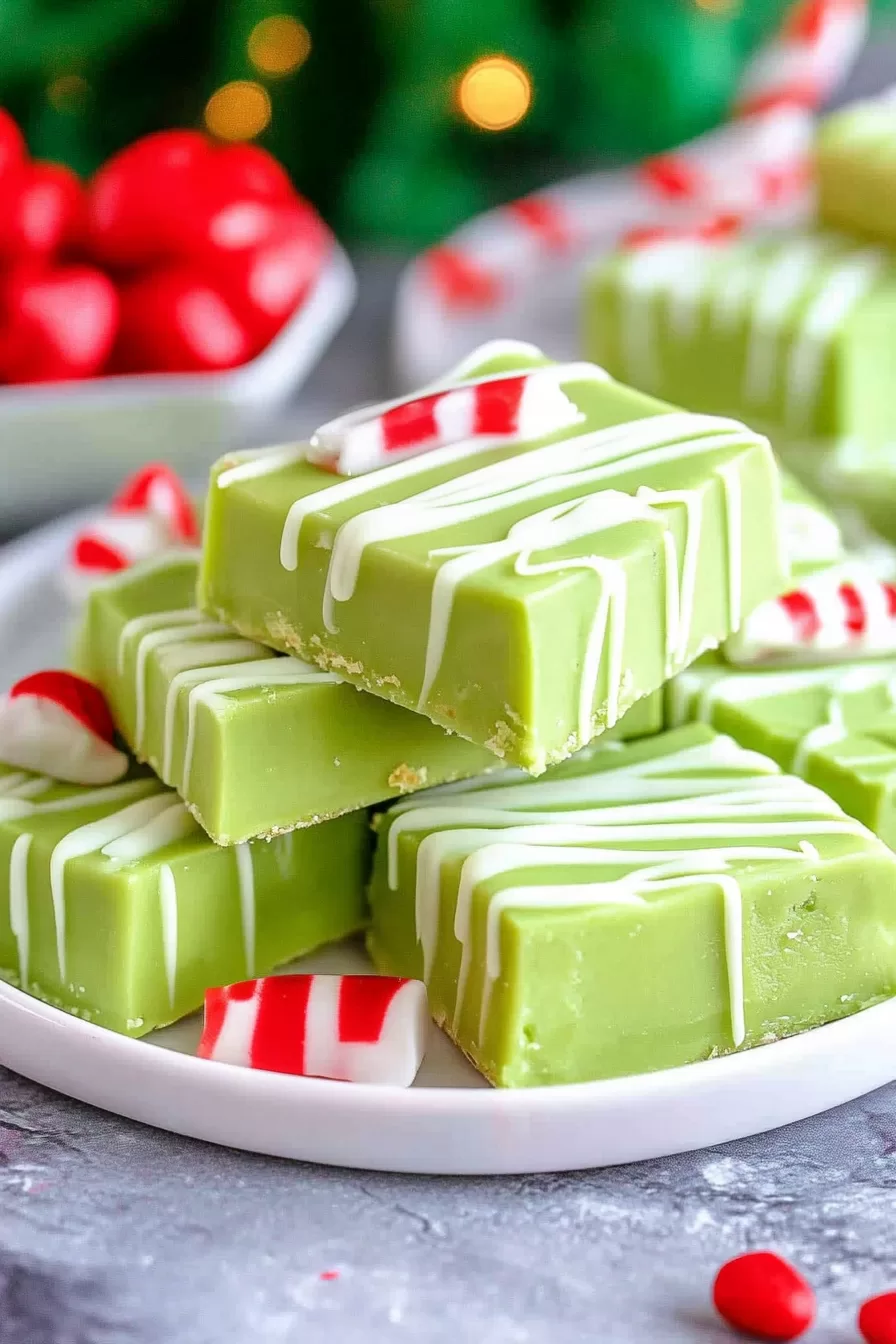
(5, 330, 896, 1089)
(584, 86, 896, 548)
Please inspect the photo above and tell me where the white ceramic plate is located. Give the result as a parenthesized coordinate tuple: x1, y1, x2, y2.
(0, 244, 356, 527)
(2, 511, 896, 1175)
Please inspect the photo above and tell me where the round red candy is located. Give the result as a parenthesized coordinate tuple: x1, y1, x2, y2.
(0, 265, 119, 383)
(0, 109, 25, 185)
(113, 267, 254, 374)
(859, 1292, 896, 1344)
(712, 1252, 815, 1341)
(0, 161, 84, 263)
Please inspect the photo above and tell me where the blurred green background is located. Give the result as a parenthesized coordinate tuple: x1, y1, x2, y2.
(3, 0, 894, 246)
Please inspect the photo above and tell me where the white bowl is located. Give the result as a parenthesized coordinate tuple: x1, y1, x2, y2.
(0, 244, 356, 527)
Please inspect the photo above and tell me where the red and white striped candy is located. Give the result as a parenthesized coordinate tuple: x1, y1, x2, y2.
(65, 463, 200, 601)
(0, 670, 128, 784)
(198, 974, 429, 1087)
(307, 356, 584, 476)
(726, 563, 896, 666)
(735, 0, 868, 117)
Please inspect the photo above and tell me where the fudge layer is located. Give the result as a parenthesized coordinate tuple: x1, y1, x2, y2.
(0, 762, 369, 1035)
(669, 656, 896, 849)
(584, 230, 896, 509)
(367, 723, 896, 1087)
(817, 92, 896, 248)
(199, 345, 785, 773)
(80, 554, 503, 845)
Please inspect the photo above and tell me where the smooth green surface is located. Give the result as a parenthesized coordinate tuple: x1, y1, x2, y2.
(0, 763, 370, 1035)
(200, 349, 785, 773)
(670, 655, 896, 849)
(81, 556, 502, 845)
(368, 723, 896, 1087)
(817, 98, 896, 248)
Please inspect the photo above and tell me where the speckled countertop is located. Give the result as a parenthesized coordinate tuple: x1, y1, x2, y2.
(3, 43, 896, 1342)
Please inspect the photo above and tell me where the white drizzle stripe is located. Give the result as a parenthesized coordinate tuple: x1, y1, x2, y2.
(0, 774, 53, 801)
(101, 801, 195, 862)
(118, 607, 204, 674)
(235, 845, 256, 978)
(159, 641, 265, 777)
(9, 833, 31, 991)
(784, 249, 887, 431)
(49, 793, 174, 982)
(381, 729, 873, 1053)
(216, 445, 307, 490)
(172, 660, 337, 794)
(159, 865, 178, 1008)
(743, 237, 840, 407)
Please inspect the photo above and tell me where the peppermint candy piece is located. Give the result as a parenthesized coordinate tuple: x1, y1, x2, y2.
(0, 671, 128, 785)
(198, 974, 429, 1087)
(307, 347, 586, 476)
(726, 562, 896, 666)
(65, 464, 200, 601)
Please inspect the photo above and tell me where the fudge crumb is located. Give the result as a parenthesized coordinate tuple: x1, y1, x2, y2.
(265, 612, 304, 655)
(485, 719, 519, 759)
(377, 673, 401, 690)
(388, 763, 428, 792)
(314, 530, 334, 551)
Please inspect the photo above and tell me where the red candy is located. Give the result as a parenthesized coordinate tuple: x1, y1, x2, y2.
(198, 974, 429, 1086)
(113, 267, 254, 374)
(0, 265, 118, 383)
(713, 1253, 815, 1341)
(0, 162, 83, 263)
(0, 670, 127, 785)
(859, 1293, 896, 1344)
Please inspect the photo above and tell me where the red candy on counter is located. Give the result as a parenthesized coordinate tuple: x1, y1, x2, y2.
(859, 1293, 896, 1344)
(713, 1252, 815, 1341)
(0, 108, 25, 185)
(0, 265, 118, 383)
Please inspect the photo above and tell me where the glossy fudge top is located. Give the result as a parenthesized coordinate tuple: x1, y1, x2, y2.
(374, 723, 886, 1061)
(586, 230, 896, 443)
(199, 342, 784, 773)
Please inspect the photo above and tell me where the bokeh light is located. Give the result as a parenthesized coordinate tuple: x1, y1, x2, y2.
(47, 74, 90, 112)
(693, 0, 739, 12)
(247, 15, 312, 77)
(204, 80, 272, 142)
(457, 57, 532, 132)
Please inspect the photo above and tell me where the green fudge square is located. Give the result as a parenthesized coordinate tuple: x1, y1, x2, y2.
(79, 554, 502, 845)
(199, 346, 786, 774)
(817, 94, 896, 249)
(670, 655, 896, 849)
(367, 723, 896, 1086)
(0, 765, 369, 1034)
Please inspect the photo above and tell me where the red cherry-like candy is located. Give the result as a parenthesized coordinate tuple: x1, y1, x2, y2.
(211, 208, 329, 353)
(211, 142, 296, 203)
(0, 161, 84, 263)
(113, 267, 254, 374)
(84, 129, 212, 270)
(859, 1292, 896, 1344)
(713, 1252, 815, 1341)
(0, 108, 26, 184)
(0, 265, 119, 383)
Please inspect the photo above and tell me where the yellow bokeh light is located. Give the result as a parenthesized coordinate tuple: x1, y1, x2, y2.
(47, 74, 90, 111)
(204, 80, 272, 142)
(694, 0, 739, 12)
(458, 56, 532, 132)
(247, 15, 312, 77)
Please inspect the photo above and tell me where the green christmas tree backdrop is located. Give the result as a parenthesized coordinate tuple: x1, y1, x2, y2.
(0, 0, 892, 244)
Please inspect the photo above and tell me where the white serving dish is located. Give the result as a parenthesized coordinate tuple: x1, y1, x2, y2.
(0, 244, 356, 526)
(0, 508, 895, 1175)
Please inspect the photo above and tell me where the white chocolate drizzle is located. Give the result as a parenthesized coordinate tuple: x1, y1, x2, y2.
(235, 844, 255, 977)
(159, 864, 178, 1007)
(9, 833, 31, 990)
(615, 232, 889, 435)
(382, 730, 871, 1051)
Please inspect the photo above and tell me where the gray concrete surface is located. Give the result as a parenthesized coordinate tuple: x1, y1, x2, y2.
(2, 36, 896, 1344)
